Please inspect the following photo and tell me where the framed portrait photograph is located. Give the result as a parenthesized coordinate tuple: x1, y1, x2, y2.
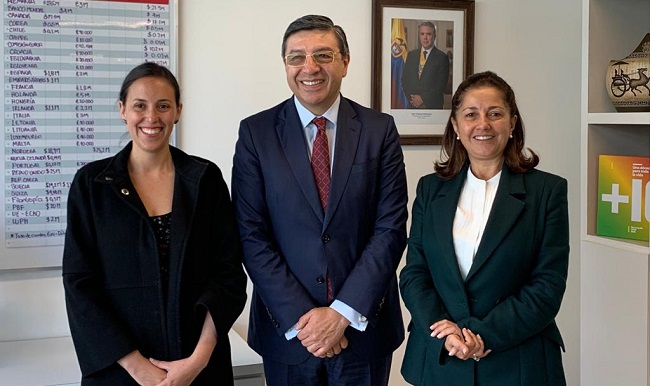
(371, 0, 475, 145)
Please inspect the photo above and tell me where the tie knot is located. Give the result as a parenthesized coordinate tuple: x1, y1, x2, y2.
(313, 117, 327, 132)
(423, 50, 427, 59)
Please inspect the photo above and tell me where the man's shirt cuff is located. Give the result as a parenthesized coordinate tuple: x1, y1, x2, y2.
(330, 299, 368, 331)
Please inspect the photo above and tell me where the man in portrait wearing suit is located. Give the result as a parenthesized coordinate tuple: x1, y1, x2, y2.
(401, 21, 450, 109)
(231, 14, 408, 386)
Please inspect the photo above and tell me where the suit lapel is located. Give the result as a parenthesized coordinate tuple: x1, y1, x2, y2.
(431, 170, 467, 291)
(324, 98, 361, 228)
(276, 100, 325, 222)
(465, 166, 526, 282)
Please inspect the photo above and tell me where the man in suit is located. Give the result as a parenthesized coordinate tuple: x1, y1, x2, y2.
(231, 14, 408, 386)
(401, 21, 450, 109)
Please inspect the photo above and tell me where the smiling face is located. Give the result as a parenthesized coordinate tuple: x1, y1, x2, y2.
(452, 86, 517, 168)
(284, 29, 349, 116)
(119, 76, 181, 156)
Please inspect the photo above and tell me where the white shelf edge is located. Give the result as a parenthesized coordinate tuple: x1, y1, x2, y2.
(587, 112, 650, 125)
(583, 234, 650, 255)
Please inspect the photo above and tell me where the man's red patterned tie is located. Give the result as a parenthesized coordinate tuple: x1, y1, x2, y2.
(310, 117, 333, 302)
(311, 117, 330, 211)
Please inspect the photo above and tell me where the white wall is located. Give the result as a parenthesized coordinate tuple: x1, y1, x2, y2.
(0, 1, 582, 385)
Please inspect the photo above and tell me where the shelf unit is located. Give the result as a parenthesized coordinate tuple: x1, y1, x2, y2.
(580, 0, 650, 385)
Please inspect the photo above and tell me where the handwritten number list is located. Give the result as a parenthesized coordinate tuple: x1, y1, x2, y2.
(4, 0, 172, 247)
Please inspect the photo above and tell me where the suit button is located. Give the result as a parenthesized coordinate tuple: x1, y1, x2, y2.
(316, 276, 325, 284)
(322, 235, 331, 243)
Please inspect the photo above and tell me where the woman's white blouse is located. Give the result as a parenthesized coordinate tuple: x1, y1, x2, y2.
(452, 168, 501, 280)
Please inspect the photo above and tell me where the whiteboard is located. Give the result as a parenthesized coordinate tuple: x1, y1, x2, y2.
(1, 0, 178, 269)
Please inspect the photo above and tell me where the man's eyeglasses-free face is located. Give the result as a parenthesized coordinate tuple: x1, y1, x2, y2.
(284, 50, 341, 67)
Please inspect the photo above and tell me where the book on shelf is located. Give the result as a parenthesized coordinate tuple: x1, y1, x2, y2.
(597, 155, 650, 242)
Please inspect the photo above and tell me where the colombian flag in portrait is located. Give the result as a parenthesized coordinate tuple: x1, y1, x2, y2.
(390, 18, 408, 109)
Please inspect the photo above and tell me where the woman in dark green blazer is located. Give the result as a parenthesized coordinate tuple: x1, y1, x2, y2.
(400, 71, 568, 386)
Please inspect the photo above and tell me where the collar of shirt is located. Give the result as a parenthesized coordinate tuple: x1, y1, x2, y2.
(294, 94, 340, 129)
(293, 94, 340, 161)
(466, 166, 502, 190)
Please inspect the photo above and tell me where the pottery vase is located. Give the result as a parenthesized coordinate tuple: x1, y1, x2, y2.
(606, 33, 650, 112)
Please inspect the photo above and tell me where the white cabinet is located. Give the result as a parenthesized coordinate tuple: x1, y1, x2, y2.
(580, 0, 650, 385)
(0, 331, 263, 386)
